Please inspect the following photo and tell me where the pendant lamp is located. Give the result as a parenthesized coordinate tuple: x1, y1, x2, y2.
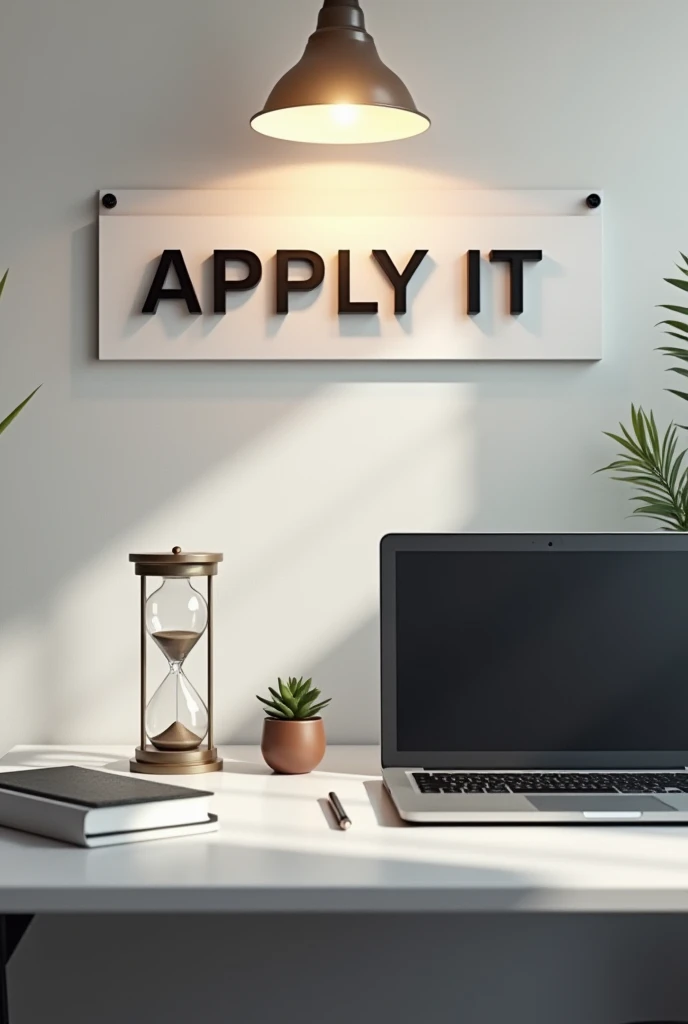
(251, 0, 430, 145)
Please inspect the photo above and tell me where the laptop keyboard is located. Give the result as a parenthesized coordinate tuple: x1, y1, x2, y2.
(412, 772, 688, 795)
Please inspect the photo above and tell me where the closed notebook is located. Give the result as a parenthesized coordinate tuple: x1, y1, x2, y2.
(0, 766, 218, 848)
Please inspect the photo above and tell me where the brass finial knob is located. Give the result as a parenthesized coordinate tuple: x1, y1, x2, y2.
(172, 546, 182, 555)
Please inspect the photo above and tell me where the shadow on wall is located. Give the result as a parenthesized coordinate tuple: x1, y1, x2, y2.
(0, 165, 624, 753)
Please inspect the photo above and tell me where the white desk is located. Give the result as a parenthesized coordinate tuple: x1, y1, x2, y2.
(2, 745, 688, 914)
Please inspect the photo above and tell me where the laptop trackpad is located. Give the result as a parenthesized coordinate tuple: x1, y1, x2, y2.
(528, 795, 672, 813)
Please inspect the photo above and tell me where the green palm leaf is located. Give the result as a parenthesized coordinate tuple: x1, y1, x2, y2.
(0, 386, 40, 436)
(664, 279, 688, 294)
(1, 270, 41, 435)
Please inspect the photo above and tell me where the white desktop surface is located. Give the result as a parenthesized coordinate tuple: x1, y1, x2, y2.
(1, 745, 688, 914)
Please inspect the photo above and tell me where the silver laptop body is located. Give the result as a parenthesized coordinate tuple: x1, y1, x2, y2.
(380, 534, 688, 824)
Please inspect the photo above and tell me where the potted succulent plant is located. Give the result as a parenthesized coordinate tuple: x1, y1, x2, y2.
(257, 677, 331, 775)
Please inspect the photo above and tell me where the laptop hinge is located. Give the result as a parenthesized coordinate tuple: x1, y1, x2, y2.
(420, 767, 688, 772)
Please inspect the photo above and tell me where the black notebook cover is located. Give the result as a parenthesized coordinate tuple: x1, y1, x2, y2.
(0, 766, 212, 808)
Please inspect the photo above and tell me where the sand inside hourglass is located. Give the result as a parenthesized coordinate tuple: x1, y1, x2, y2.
(150, 630, 204, 750)
(152, 629, 201, 664)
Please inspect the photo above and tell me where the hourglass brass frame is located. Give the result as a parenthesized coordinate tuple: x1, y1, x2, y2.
(129, 551, 224, 775)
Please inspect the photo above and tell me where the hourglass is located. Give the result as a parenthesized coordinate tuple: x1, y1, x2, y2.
(129, 548, 224, 775)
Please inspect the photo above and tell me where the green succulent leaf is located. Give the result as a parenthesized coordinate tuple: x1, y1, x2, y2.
(257, 696, 283, 713)
(277, 678, 299, 712)
(302, 699, 332, 719)
(297, 687, 322, 710)
(291, 678, 310, 700)
(261, 692, 295, 718)
(0, 269, 7, 301)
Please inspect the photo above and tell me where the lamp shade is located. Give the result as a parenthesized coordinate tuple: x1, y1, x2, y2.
(251, 0, 430, 145)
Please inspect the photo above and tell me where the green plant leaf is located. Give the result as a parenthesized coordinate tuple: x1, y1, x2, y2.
(278, 678, 298, 710)
(0, 386, 41, 437)
(648, 409, 661, 463)
(257, 695, 292, 718)
(278, 679, 294, 704)
(297, 688, 322, 711)
(291, 678, 309, 700)
(267, 687, 295, 717)
(257, 695, 280, 710)
(669, 450, 686, 490)
(667, 389, 688, 403)
(0, 272, 41, 438)
(302, 700, 332, 719)
(603, 431, 643, 458)
(659, 305, 688, 317)
(658, 320, 688, 334)
(665, 278, 688, 294)
(658, 342, 688, 358)
(599, 408, 688, 531)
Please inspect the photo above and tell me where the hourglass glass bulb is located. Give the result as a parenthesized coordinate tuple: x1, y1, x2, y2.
(145, 578, 209, 751)
(146, 668, 208, 750)
(146, 578, 208, 664)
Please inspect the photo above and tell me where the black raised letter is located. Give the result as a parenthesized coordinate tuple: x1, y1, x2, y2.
(142, 250, 201, 315)
(213, 250, 262, 314)
(338, 250, 378, 315)
(372, 250, 428, 315)
(489, 250, 543, 315)
(467, 250, 481, 315)
(276, 250, 325, 314)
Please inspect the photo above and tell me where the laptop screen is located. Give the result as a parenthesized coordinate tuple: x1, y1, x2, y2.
(395, 549, 688, 754)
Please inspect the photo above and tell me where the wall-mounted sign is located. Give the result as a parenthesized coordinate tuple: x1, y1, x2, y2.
(98, 190, 602, 361)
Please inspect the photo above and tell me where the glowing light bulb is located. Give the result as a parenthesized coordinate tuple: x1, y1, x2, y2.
(331, 104, 358, 127)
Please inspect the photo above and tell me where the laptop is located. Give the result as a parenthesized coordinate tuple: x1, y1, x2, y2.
(381, 534, 688, 824)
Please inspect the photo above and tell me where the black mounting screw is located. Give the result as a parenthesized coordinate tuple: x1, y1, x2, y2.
(585, 193, 601, 209)
(102, 193, 117, 210)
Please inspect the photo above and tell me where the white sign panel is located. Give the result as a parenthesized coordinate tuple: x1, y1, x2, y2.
(98, 190, 602, 361)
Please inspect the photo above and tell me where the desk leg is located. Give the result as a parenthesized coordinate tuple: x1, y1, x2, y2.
(0, 916, 34, 1024)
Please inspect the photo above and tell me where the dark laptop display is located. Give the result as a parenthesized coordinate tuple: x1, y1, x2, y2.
(396, 549, 688, 753)
(381, 535, 688, 821)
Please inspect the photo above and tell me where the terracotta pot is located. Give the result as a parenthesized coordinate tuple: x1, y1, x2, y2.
(261, 717, 326, 775)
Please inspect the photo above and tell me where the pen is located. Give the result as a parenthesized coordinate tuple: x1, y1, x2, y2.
(328, 791, 351, 831)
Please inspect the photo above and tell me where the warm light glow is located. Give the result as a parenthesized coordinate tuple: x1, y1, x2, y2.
(332, 104, 358, 126)
(251, 104, 430, 145)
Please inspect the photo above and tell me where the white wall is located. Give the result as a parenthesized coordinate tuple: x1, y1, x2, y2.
(1, 0, 687, 753)
(4, 4, 688, 1023)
